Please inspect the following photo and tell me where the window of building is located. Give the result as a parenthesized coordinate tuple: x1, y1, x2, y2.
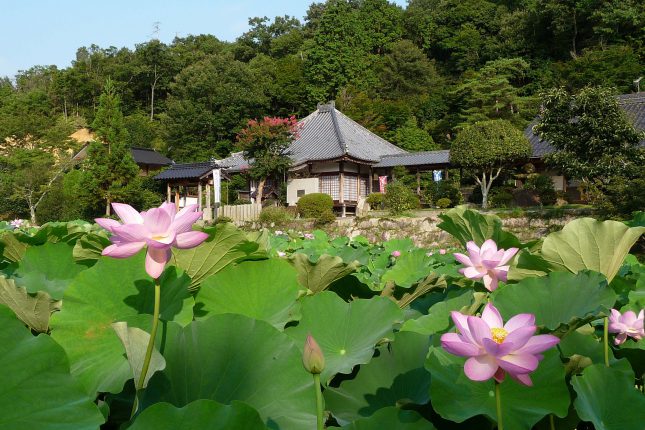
(319, 175, 340, 200)
(297, 189, 305, 197)
(344, 175, 358, 201)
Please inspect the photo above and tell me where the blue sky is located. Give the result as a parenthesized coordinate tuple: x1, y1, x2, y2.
(0, 0, 408, 79)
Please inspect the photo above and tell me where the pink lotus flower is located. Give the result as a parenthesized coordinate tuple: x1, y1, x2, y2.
(96, 202, 209, 279)
(391, 250, 401, 258)
(441, 303, 559, 386)
(439, 249, 447, 255)
(10, 219, 24, 229)
(608, 309, 644, 345)
(303, 233, 315, 240)
(453, 240, 518, 291)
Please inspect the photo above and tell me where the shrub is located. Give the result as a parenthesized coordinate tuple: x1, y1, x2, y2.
(426, 181, 462, 207)
(314, 209, 336, 226)
(231, 198, 252, 205)
(384, 181, 419, 214)
(214, 216, 233, 224)
(436, 197, 452, 209)
(524, 174, 557, 206)
(489, 187, 515, 208)
(297, 193, 333, 218)
(259, 206, 292, 224)
(366, 193, 385, 209)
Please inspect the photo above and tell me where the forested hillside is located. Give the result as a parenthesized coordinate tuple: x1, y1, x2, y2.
(1, 0, 643, 221)
(2, 0, 643, 160)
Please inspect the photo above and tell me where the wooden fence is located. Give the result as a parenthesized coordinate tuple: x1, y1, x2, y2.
(216, 203, 262, 222)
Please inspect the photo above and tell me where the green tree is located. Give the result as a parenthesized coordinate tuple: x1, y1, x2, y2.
(452, 119, 531, 208)
(454, 58, 534, 126)
(376, 39, 441, 99)
(163, 54, 268, 161)
(304, 0, 378, 102)
(393, 117, 438, 151)
(236, 116, 299, 203)
(82, 79, 139, 216)
(534, 87, 643, 190)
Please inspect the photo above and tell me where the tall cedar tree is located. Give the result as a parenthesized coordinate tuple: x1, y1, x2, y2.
(236, 116, 300, 203)
(83, 79, 139, 215)
(451, 119, 531, 209)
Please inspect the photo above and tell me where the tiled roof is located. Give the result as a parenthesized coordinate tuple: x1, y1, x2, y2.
(131, 147, 173, 166)
(373, 150, 450, 168)
(215, 151, 251, 173)
(524, 92, 645, 157)
(289, 102, 406, 166)
(154, 162, 218, 180)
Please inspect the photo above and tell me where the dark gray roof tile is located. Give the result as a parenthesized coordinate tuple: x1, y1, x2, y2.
(130, 147, 173, 166)
(374, 150, 450, 167)
(154, 162, 218, 180)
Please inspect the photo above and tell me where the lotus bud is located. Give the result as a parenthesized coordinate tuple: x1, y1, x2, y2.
(391, 250, 401, 258)
(303, 334, 325, 374)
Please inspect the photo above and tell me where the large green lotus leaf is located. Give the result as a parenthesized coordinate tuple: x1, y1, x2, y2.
(400, 289, 474, 336)
(0, 305, 105, 430)
(290, 253, 359, 293)
(143, 314, 316, 430)
(50, 254, 193, 395)
(508, 248, 552, 281)
(130, 400, 267, 430)
(73, 232, 111, 266)
(196, 259, 301, 329)
(381, 249, 432, 288)
(541, 218, 645, 282)
(437, 205, 521, 249)
(0, 231, 27, 263)
(0, 276, 59, 332)
(325, 331, 431, 425)
(112, 322, 166, 390)
(172, 223, 266, 290)
(341, 407, 434, 429)
(491, 271, 616, 330)
(382, 238, 415, 254)
(572, 363, 645, 430)
(13, 242, 85, 299)
(285, 292, 404, 383)
(427, 347, 569, 429)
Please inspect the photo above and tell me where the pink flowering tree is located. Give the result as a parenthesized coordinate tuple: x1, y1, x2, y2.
(236, 116, 300, 203)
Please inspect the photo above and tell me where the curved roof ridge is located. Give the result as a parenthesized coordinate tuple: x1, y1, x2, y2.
(329, 106, 348, 154)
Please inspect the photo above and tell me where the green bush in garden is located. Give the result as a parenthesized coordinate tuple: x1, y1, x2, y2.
(384, 181, 420, 214)
(524, 174, 557, 206)
(436, 197, 452, 208)
(366, 193, 385, 209)
(259, 206, 292, 225)
(297, 193, 333, 218)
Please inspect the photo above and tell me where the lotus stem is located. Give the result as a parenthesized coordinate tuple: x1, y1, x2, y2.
(313, 373, 324, 430)
(603, 317, 609, 367)
(550, 414, 555, 430)
(495, 381, 503, 430)
(131, 279, 161, 417)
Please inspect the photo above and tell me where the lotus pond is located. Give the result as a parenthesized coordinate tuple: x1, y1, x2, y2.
(0, 206, 644, 430)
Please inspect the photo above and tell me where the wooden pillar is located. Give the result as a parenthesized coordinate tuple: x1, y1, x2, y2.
(166, 182, 171, 203)
(339, 161, 345, 217)
(445, 169, 449, 180)
(416, 169, 421, 196)
(369, 167, 373, 194)
(175, 187, 180, 210)
(206, 183, 211, 208)
(198, 182, 203, 211)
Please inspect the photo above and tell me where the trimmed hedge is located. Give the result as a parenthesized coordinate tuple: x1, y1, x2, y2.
(297, 193, 333, 218)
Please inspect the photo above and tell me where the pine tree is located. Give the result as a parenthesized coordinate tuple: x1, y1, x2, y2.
(82, 79, 139, 216)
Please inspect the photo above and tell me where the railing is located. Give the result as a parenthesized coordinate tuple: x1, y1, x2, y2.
(216, 203, 262, 222)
